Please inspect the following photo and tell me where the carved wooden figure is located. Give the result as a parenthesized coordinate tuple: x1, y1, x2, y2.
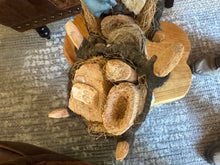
(49, 0, 191, 161)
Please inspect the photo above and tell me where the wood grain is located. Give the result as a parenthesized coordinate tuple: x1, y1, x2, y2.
(63, 14, 192, 106)
(65, 21, 84, 50)
(63, 14, 88, 65)
(147, 22, 192, 106)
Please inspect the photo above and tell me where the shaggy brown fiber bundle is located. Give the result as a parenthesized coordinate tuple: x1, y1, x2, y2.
(80, 0, 101, 35)
(107, 24, 146, 54)
(136, 0, 158, 32)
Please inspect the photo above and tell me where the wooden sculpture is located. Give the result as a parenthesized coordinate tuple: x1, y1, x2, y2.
(49, 0, 192, 161)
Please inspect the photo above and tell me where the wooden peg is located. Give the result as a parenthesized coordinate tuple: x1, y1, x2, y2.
(48, 108, 69, 118)
(116, 141, 129, 161)
(65, 21, 84, 49)
(153, 43, 184, 77)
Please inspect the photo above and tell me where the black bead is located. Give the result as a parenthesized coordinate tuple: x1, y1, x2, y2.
(165, 0, 174, 8)
(35, 26, 51, 39)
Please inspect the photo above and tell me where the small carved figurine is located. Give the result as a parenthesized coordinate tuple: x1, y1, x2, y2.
(49, 0, 184, 161)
